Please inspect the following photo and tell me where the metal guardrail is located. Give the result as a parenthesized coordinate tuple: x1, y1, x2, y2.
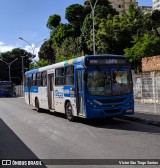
(14, 85, 23, 96)
(133, 72, 160, 114)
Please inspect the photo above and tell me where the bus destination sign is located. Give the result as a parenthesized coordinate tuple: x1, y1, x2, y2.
(85, 58, 128, 66)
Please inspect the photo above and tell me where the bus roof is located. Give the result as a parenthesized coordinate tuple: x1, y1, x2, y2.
(87, 54, 126, 57)
(25, 54, 127, 75)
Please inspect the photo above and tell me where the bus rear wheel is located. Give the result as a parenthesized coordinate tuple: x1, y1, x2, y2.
(65, 102, 74, 122)
(35, 98, 41, 112)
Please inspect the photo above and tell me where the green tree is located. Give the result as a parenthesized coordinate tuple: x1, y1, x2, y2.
(80, 14, 93, 54)
(81, 0, 118, 54)
(65, 4, 85, 37)
(84, 0, 118, 17)
(151, 10, 160, 36)
(124, 34, 160, 72)
(55, 37, 82, 62)
(51, 24, 74, 47)
(47, 14, 61, 29)
(38, 40, 55, 64)
(151, 10, 160, 23)
(29, 59, 48, 69)
(65, 4, 84, 27)
(84, 0, 112, 8)
(96, 4, 147, 54)
(0, 48, 32, 84)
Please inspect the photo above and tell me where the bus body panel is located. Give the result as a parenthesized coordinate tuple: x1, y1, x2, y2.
(63, 85, 78, 117)
(39, 86, 48, 109)
(84, 93, 134, 119)
(54, 86, 65, 112)
(24, 90, 29, 105)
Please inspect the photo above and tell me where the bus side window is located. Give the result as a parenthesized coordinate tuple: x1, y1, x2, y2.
(41, 71, 47, 87)
(36, 73, 42, 86)
(65, 65, 74, 86)
(55, 68, 64, 86)
(32, 74, 36, 86)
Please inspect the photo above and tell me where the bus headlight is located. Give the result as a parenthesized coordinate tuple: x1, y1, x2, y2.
(126, 109, 133, 113)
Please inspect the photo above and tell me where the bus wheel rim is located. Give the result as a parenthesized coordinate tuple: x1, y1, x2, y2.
(66, 103, 72, 120)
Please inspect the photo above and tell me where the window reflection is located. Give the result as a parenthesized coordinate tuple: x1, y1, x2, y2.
(86, 69, 132, 96)
(112, 70, 132, 95)
(87, 71, 111, 96)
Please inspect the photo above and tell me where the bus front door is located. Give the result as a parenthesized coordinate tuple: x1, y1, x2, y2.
(48, 74, 55, 109)
(76, 70, 84, 116)
(28, 77, 32, 105)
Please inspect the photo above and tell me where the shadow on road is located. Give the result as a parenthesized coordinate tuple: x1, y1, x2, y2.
(81, 117, 160, 133)
(40, 109, 160, 134)
(0, 118, 46, 167)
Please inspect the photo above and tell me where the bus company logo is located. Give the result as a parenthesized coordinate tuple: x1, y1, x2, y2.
(64, 89, 70, 94)
(55, 90, 63, 98)
(64, 89, 71, 97)
(2, 160, 11, 165)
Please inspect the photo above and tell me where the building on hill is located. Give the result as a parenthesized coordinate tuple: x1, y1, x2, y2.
(153, 0, 160, 10)
(108, 0, 137, 13)
(140, 6, 152, 14)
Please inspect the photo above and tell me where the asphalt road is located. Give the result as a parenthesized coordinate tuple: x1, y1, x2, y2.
(0, 97, 160, 168)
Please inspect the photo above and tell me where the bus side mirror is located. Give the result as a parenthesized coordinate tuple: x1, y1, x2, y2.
(84, 72, 88, 81)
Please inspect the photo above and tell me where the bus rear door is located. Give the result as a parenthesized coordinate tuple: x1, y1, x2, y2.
(26, 76, 32, 105)
(48, 73, 55, 110)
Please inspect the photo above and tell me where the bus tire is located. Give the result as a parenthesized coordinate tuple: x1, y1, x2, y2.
(35, 98, 41, 112)
(65, 101, 74, 122)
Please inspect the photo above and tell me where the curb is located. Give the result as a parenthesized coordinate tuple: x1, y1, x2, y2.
(121, 116, 160, 127)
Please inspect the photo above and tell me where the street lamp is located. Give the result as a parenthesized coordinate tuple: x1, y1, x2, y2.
(19, 37, 47, 58)
(0, 58, 18, 81)
(19, 37, 47, 92)
(21, 55, 25, 93)
(88, 0, 99, 55)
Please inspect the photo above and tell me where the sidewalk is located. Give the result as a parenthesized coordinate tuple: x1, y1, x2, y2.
(122, 112, 160, 127)
(120, 101, 160, 127)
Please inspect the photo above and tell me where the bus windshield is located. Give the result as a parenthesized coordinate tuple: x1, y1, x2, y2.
(86, 68, 132, 96)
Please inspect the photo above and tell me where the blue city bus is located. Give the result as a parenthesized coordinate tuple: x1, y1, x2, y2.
(0, 81, 16, 97)
(24, 54, 134, 121)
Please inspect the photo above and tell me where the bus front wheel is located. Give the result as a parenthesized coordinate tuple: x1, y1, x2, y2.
(35, 98, 41, 112)
(65, 102, 74, 122)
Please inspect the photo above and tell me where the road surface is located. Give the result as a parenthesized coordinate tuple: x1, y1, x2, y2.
(0, 97, 160, 168)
